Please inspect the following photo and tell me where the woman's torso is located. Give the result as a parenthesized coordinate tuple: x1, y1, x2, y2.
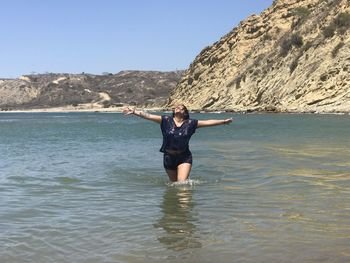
(159, 116, 198, 153)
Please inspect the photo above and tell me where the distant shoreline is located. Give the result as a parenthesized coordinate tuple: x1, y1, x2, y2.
(1, 106, 126, 113)
(0, 104, 166, 113)
(1, 105, 349, 115)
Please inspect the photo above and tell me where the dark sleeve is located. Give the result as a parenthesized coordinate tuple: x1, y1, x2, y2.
(188, 119, 198, 135)
(160, 115, 169, 133)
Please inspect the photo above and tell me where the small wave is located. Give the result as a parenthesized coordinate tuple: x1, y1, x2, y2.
(167, 179, 204, 188)
(56, 176, 81, 184)
(51, 115, 67, 118)
(0, 119, 18, 122)
(8, 175, 37, 182)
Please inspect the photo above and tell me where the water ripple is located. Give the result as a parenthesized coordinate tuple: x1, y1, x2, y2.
(1, 113, 350, 262)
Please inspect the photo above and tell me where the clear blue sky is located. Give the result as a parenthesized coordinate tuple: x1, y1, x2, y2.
(0, 0, 273, 78)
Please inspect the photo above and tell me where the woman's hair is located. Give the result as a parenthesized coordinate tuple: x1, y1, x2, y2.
(172, 104, 190, 120)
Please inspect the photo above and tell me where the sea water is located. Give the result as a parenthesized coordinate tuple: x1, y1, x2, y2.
(0, 112, 349, 263)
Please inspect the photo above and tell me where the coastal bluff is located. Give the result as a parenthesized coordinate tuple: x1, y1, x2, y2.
(166, 0, 350, 113)
(0, 71, 183, 111)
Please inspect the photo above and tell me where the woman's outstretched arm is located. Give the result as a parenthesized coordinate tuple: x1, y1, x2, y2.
(123, 107, 162, 124)
(197, 118, 233, 128)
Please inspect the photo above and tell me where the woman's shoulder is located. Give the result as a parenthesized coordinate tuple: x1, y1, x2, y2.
(161, 115, 173, 124)
(162, 115, 172, 120)
(187, 118, 198, 127)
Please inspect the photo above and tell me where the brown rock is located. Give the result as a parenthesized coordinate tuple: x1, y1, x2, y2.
(165, 0, 350, 113)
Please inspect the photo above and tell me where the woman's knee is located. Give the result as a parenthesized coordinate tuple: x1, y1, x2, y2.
(177, 163, 192, 181)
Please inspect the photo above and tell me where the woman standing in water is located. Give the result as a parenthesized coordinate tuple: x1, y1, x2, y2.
(123, 105, 233, 182)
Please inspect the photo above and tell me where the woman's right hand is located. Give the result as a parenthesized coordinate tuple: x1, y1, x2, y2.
(123, 106, 135, 115)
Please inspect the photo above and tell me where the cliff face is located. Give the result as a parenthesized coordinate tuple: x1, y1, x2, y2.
(0, 71, 183, 110)
(166, 0, 350, 113)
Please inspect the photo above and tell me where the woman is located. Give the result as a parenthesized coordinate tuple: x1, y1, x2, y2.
(123, 104, 233, 182)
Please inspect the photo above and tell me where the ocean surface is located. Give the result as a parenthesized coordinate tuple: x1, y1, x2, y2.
(0, 112, 350, 263)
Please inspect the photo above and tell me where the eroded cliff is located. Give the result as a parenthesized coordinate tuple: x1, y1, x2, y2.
(166, 0, 350, 113)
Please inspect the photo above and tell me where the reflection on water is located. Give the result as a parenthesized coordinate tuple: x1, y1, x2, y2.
(154, 186, 201, 251)
(2, 113, 350, 262)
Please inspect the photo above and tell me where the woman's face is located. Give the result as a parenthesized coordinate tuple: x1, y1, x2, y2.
(173, 104, 189, 120)
(174, 105, 186, 114)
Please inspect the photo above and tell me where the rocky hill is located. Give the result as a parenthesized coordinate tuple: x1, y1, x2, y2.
(166, 0, 350, 113)
(0, 71, 183, 110)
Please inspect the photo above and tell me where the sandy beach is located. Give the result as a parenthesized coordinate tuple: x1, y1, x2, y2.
(0, 103, 165, 113)
(2, 105, 349, 115)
